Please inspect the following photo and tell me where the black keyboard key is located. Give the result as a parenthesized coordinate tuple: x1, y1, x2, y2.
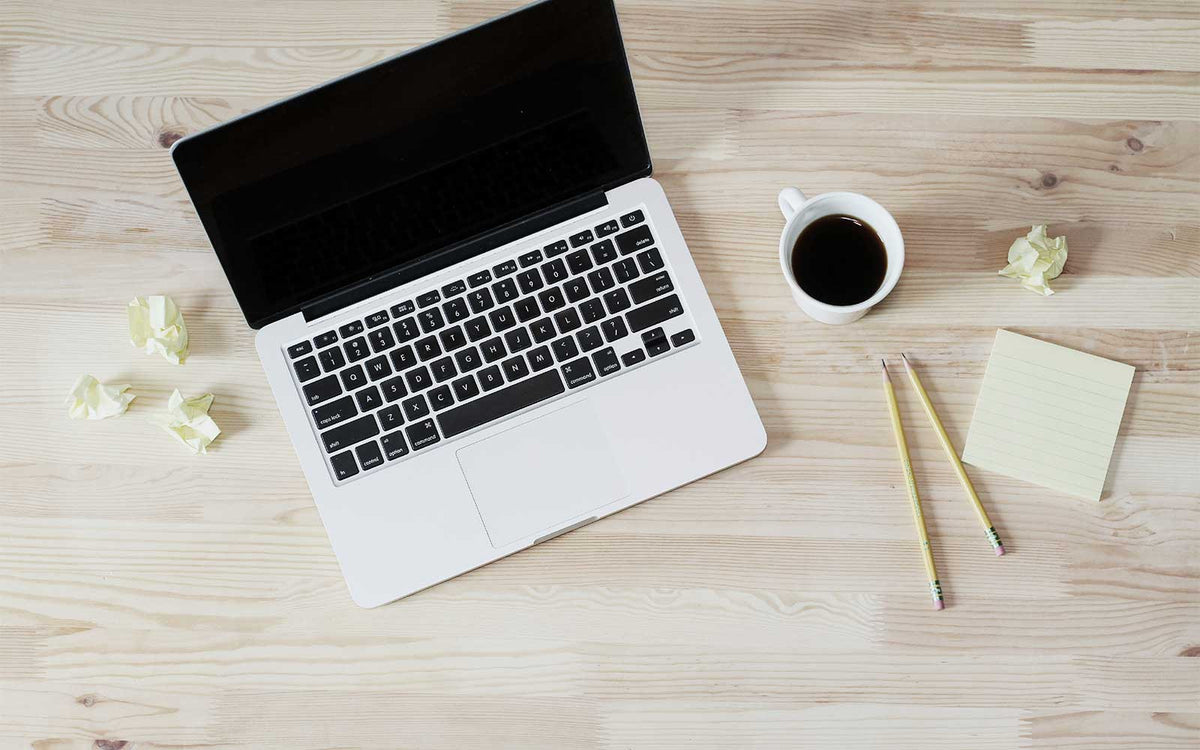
(493, 277, 519, 304)
(338, 320, 364, 337)
(365, 355, 392, 381)
(389, 300, 414, 318)
(330, 451, 359, 480)
(627, 293, 684, 332)
(377, 404, 404, 432)
(564, 277, 590, 303)
(405, 365, 432, 392)
(576, 325, 603, 352)
(493, 259, 519, 277)
(616, 224, 654, 256)
(443, 297, 469, 323)
(288, 341, 313, 358)
(441, 279, 467, 298)
(455, 345, 482, 372)
(405, 418, 440, 450)
(590, 238, 617, 264)
(530, 317, 556, 343)
(517, 269, 544, 295)
(314, 330, 339, 348)
(440, 325, 467, 352)
(502, 355, 530, 381)
(537, 286, 566, 313)
(321, 414, 378, 453)
(514, 296, 540, 322)
(303, 374, 342, 406)
(343, 337, 369, 362)
(418, 307, 445, 333)
(465, 316, 492, 342)
(381, 375, 407, 402)
(431, 356, 457, 383)
(579, 298, 605, 323)
(365, 310, 389, 328)
(552, 336, 579, 362)
(402, 394, 430, 421)
(417, 290, 441, 307)
(437, 370, 565, 439)
(381, 432, 409, 460)
(468, 270, 493, 287)
(340, 364, 367, 391)
(368, 326, 396, 353)
(467, 288, 494, 314)
(480, 337, 507, 362)
(527, 345, 554, 372)
(592, 347, 620, 376)
(519, 249, 543, 267)
(671, 329, 696, 347)
(613, 258, 640, 283)
(452, 375, 480, 401)
(489, 306, 517, 331)
(544, 239, 569, 257)
(393, 316, 420, 342)
(561, 357, 596, 389)
(389, 344, 416, 371)
(620, 209, 645, 227)
(604, 287, 632, 315)
(429, 384, 454, 411)
(554, 307, 582, 333)
(621, 349, 646, 367)
(319, 346, 346, 372)
(355, 385, 382, 412)
(566, 249, 592, 275)
(505, 327, 533, 353)
(595, 218, 621, 237)
(415, 335, 442, 361)
(587, 266, 616, 294)
(643, 327, 670, 357)
(601, 317, 629, 342)
(293, 356, 320, 382)
(542, 258, 568, 284)
(569, 229, 594, 247)
(477, 365, 504, 391)
(637, 246, 664, 273)
(629, 271, 674, 304)
(312, 395, 357, 429)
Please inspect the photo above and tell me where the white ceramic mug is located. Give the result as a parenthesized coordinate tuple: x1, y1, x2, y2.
(777, 187, 904, 325)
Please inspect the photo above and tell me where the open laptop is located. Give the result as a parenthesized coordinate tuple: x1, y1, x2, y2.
(171, 0, 765, 607)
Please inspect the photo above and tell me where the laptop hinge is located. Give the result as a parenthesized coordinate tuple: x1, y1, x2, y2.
(302, 190, 609, 324)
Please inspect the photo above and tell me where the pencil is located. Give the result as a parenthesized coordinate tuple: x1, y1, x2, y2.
(901, 353, 1005, 556)
(881, 359, 945, 610)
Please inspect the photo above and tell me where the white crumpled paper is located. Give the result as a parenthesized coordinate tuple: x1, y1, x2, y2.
(65, 374, 135, 420)
(156, 389, 221, 454)
(128, 295, 189, 364)
(998, 224, 1068, 296)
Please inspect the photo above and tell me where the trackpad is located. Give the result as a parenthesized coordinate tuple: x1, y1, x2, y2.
(456, 400, 628, 548)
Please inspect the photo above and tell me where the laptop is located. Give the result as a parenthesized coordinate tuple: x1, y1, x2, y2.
(171, 0, 766, 607)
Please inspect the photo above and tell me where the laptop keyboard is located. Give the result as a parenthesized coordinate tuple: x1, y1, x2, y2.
(284, 208, 698, 483)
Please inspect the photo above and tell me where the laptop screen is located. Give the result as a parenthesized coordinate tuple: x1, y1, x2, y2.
(172, 0, 650, 329)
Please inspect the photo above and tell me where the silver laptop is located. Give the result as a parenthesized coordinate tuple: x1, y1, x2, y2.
(171, 0, 765, 607)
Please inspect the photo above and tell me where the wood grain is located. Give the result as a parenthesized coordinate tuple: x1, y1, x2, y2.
(1, 0, 1198, 748)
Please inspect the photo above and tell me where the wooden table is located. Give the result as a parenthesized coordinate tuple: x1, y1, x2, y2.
(2, 1, 1198, 747)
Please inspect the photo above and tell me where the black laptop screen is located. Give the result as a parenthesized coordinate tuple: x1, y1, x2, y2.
(172, 0, 650, 328)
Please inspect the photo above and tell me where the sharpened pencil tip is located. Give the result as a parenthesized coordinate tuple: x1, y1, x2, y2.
(880, 358, 887, 372)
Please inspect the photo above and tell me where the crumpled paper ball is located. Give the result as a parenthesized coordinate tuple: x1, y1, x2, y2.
(156, 389, 221, 454)
(998, 224, 1068, 296)
(128, 295, 189, 364)
(65, 374, 135, 420)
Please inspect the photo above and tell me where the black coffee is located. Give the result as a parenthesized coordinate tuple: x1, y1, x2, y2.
(790, 214, 887, 306)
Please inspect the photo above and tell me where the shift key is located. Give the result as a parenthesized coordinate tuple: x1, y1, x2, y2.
(321, 414, 379, 453)
(626, 293, 684, 332)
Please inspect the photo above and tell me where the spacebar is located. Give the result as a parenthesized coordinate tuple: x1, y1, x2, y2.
(437, 370, 566, 438)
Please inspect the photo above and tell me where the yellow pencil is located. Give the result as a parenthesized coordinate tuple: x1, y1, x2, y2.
(901, 353, 1005, 556)
(881, 359, 944, 610)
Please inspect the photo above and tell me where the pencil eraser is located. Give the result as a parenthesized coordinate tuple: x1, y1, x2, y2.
(933, 600, 945, 610)
(995, 545, 1006, 556)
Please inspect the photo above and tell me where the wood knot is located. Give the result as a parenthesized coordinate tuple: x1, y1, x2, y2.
(1040, 173, 1059, 189)
(94, 742, 128, 750)
(76, 693, 97, 707)
(1180, 645, 1200, 657)
(157, 128, 186, 149)
(1108, 164, 1121, 172)
(1126, 136, 1144, 153)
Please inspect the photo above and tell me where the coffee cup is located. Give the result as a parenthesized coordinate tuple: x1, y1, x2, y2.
(778, 187, 904, 325)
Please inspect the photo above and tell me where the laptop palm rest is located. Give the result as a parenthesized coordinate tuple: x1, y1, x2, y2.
(455, 400, 628, 548)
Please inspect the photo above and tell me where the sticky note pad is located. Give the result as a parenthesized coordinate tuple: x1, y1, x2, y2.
(962, 330, 1135, 501)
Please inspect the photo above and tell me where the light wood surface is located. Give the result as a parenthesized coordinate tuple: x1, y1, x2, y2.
(2, 0, 1198, 747)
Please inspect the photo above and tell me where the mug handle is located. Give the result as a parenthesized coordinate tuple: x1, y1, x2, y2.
(778, 188, 807, 221)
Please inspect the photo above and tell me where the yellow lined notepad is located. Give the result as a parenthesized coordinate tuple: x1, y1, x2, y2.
(962, 330, 1135, 501)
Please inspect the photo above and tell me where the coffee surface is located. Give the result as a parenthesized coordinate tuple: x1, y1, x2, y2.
(790, 214, 887, 306)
